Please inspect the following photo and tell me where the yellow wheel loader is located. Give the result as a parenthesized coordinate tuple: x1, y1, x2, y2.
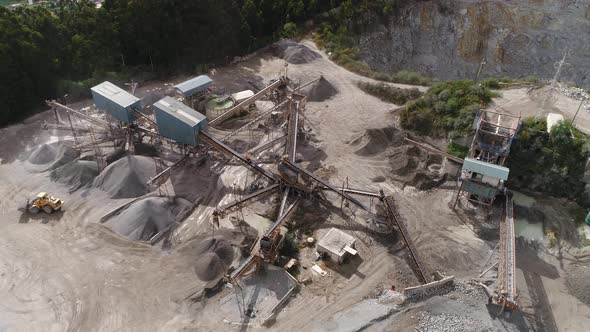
(25, 192, 64, 214)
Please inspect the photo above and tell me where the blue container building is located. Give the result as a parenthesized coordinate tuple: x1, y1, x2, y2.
(153, 96, 208, 146)
(174, 75, 213, 98)
(91, 81, 142, 123)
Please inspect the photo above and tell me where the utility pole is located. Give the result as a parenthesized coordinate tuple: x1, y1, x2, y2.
(125, 80, 138, 95)
(571, 98, 585, 125)
(542, 50, 570, 111)
(474, 58, 487, 83)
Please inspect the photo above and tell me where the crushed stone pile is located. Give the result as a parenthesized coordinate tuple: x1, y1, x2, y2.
(385, 143, 448, 190)
(107, 196, 192, 241)
(170, 158, 218, 202)
(93, 155, 159, 198)
(274, 39, 320, 64)
(566, 263, 590, 306)
(50, 160, 99, 192)
(352, 127, 405, 156)
(178, 228, 256, 282)
(308, 77, 338, 102)
(560, 85, 590, 111)
(415, 312, 483, 332)
(192, 236, 235, 281)
(27, 142, 79, 172)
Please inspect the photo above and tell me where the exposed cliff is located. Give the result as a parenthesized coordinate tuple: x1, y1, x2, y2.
(358, 0, 590, 85)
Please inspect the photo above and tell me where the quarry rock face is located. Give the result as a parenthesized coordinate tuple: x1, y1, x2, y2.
(358, 0, 590, 85)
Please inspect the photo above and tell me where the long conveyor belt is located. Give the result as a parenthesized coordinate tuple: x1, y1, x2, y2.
(282, 159, 372, 213)
(199, 131, 277, 181)
(498, 193, 518, 310)
(384, 197, 428, 284)
(216, 183, 281, 215)
(210, 79, 284, 125)
(320, 186, 382, 198)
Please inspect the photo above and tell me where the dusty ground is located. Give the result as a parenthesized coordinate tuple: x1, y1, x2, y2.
(0, 40, 589, 332)
(492, 85, 590, 133)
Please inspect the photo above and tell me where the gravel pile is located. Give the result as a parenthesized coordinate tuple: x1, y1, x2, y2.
(107, 196, 192, 241)
(565, 263, 590, 306)
(50, 160, 99, 192)
(170, 158, 218, 202)
(27, 142, 79, 172)
(193, 236, 235, 281)
(177, 228, 257, 282)
(274, 39, 320, 64)
(415, 312, 486, 332)
(353, 127, 405, 156)
(308, 77, 338, 102)
(93, 155, 158, 198)
(560, 85, 590, 110)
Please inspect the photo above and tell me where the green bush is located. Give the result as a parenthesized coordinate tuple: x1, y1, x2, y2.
(356, 81, 422, 105)
(447, 141, 468, 159)
(508, 118, 590, 204)
(389, 71, 433, 86)
(279, 233, 300, 257)
(400, 80, 498, 136)
(281, 22, 299, 39)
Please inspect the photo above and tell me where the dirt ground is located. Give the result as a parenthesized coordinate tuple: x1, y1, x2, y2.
(0, 40, 589, 331)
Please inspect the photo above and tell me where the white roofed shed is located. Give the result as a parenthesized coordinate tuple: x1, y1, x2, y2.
(317, 228, 357, 264)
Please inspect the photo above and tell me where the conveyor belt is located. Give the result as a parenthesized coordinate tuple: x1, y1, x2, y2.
(216, 183, 281, 215)
(266, 198, 300, 237)
(147, 155, 190, 186)
(199, 131, 277, 181)
(286, 105, 299, 162)
(248, 135, 287, 156)
(320, 186, 382, 198)
(220, 99, 289, 143)
(384, 196, 428, 284)
(48, 101, 111, 129)
(282, 159, 372, 212)
(498, 193, 518, 310)
(210, 79, 284, 125)
(229, 255, 257, 282)
(404, 137, 464, 164)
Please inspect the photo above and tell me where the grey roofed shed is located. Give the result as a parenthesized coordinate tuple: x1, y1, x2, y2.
(153, 96, 208, 146)
(174, 75, 213, 97)
(91, 81, 142, 123)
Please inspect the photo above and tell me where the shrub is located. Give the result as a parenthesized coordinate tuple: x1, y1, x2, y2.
(507, 118, 590, 205)
(356, 81, 422, 104)
(281, 22, 299, 39)
(400, 80, 498, 136)
(279, 233, 300, 257)
(447, 141, 468, 159)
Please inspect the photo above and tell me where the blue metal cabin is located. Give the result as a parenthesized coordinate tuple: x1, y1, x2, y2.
(153, 96, 208, 146)
(91, 81, 142, 123)
(174, 75, 213, 98)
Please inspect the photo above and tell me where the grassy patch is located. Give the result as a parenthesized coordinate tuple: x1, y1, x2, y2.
(447, 141, 469, 159)
(356, 81, 422, 105)
(399, 80, 498, 136)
